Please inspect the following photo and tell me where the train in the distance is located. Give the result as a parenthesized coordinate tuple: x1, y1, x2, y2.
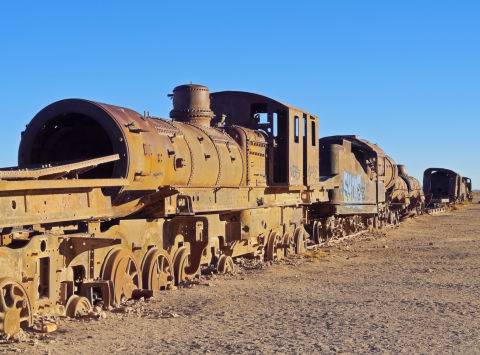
(0, 84, 470, 337)
(423, 168, 473, 206)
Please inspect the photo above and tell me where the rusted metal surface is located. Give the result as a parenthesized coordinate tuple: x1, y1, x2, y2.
(0, 83, 471, 336)
(318, 136, 384, 214)
(0, 154, 120, 180)
(309, 135, 402, 239)
(397, 164, 425, 214)
(211, 91, 320, 187)
(169, 84, 215, 127)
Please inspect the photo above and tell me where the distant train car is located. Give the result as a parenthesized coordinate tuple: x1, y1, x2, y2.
(423, 168, 472, 205)
(463, 177, 474, 202)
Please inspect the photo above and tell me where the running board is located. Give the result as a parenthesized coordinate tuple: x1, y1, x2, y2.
(0, 154, 120, 180)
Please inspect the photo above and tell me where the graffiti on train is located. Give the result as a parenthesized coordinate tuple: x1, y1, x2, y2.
(343, 172, 366, 203)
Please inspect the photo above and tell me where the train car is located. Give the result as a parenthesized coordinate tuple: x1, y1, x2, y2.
(0, 83, 424, 336)
(309, 138, 425, 240)
(423, 168, 472, 206)
(309, 135, 398, 241)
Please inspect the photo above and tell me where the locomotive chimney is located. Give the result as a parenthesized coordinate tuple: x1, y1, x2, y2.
(398, 164, 408, 176)
(169, 84, 214, 127)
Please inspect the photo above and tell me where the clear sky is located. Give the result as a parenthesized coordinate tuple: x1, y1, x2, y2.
(1, 1, 478, 187)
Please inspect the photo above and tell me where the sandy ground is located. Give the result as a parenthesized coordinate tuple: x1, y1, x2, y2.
(2, 199, 480, 354)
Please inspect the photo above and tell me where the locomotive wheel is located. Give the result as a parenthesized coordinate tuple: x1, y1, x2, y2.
(391, 212, 400, 225)
(0, 278, 32, 337)
(265, 232, 284, 261)
(294, 228, 306, 254)
(216, 255, 235, 274)
(173, 246, 192, 285)
(387, 211, 395, 225)
(265, 232, 275, 261)
(367, 217, 375, 230)
(65, 295, 92, 318)
(102, 249, 140, 306)
(316, 221, 324, 243)
(312, 221, 320, 244)
(283, 232, 295, 256)
(142, 248, 173, 291)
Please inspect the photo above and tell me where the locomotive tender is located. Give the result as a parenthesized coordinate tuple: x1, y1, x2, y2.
(0, 84, 434, 336)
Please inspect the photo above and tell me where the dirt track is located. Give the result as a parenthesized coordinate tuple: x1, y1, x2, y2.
(2, 201, 480, 354)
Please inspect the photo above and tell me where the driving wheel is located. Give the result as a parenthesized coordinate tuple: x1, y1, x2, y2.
(0, 278, 32, 337)
(102, 249, 140, 305)
(142, 248, 174, 291)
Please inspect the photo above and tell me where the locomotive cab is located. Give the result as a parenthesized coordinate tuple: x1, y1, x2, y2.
(211, 91, 319, 188)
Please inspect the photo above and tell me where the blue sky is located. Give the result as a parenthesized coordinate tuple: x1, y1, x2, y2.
(1, 1, 479, 187)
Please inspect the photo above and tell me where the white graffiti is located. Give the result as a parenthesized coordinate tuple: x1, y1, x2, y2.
(343, 172, 366, 203)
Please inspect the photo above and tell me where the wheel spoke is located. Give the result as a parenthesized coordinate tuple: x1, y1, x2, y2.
(8, 286, 15, 302)
(125, 259, 132, 274)
(159, 257, 165, 272)
(10, 287, 23, 306)
(0, 289, 10, 311)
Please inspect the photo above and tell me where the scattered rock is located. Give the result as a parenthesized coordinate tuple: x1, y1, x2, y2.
(98, 311, 107, 319)
(159, 311, 180, 319)
(41, 322, 58, 333)
(113, 306, 132, 314)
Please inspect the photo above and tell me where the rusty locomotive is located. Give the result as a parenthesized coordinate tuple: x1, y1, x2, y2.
(0, 84, 454, 336)
(423, 168, 473, 206)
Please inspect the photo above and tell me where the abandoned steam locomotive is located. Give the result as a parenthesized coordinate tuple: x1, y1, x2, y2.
(0, 84, 453, 336)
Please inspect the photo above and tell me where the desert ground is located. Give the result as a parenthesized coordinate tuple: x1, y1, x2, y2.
(2, 196, 480, 354)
